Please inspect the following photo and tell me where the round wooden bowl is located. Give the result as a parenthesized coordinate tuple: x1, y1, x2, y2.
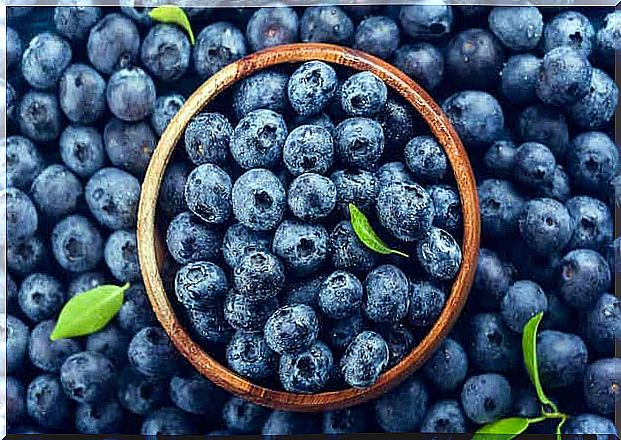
(137, 43, 480, 412)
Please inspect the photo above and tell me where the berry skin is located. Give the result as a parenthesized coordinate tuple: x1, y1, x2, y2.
(264, 304, 319, 354)
(364, 265, 410, 323)
(27, 374, 70, 429)
(517, 105, 569, 159)
(399, 5, 453, 40)
(334, 117, 384, 168)
(222, 223, 272, 270)
(18, 90, 63, 142)
(536, 47, 593, 106)
(186, 308, 233, 346)
(283, 125, 334, 176)
(408, 281, 447, 327)
(128, 327, 181, 378)
(477, 179, 525, 238)
(7, 235, 48, 277)
(323, 406, 372, 434)
(59, 63, 106, 125)
(193, 21, 248, 79)
(324, 312, 365, 352)
(87, 13, 140, 75)
(287, 173, 337, 221)
(85, 167, 141, 230)
(518, 198, 573, 255)
(468, 313, 520, 373)
(279, 341, 333, 393)
(226, 331, 278, 381)
(514, 142, 557, 188)
(355, 15, 400, 59)
(416, 227, 462, 281)
(340, 72, 387, 117)
(537, 330, 588, 388)
(106, 67, 156, 122)
(595, 11, 621, 70)
(420, 400, 468, 433)
(6, 136, 44, 191)
(53, 5, 102, 41)
(104, 229, 140, 283)
(165, 211, 222, 265)
(341, 331, 389, 388)
(184, 112, 232, 167)
(169, 372, 226, 416)
(538, 166, 572, 202)
(224, 289, 279, 331)
(141, 24, 190, 82)
(31, 164, 83, 219)
(563, 413, 618, 439)
(60, 351, 116, 404)
(86, 323, 129, 367)
(104, 119, 156, 179)
(319, 271, 364, 319)
(543, 11, 595, 58)
(59, 126, 106, 178)
(374, 375, 429, 432)
(428, 185, 462, 234)
(299, 7, 354, 44)
(175, 261, 228, 311)
(566, 196, 613, 251)
(7, 188, 38, 244)
(7, 315, 30, 374)
(499, 54, 541, 106)
(151, 94, 185, 136)
(393, 43, 445, 92)
(232, 168, 286, 232)
(287, 61, 337, 117)
(422, 338, 468, 394)
(75, 401, 123, 434)
(404, 136, 447, 183)
(331, 169, 379, 216)
(141, 407, 195, 435)
(246, 7, 298, 52)
(234, 251, 285, 301)
(500, 280, 548, 333)
(567, 131, 620, 196)
(377, 322, 416, 367)
(446, 29, 504, 89)
(52, 215, 103, 273)
(18, 273, 65, 323)
(330, 220, 378, 274)
(22, 32, 72, 90)
(583, 358, 621, 416)
(159, 161, 190, 220)
(559, 249, 611, 309)
(568, 68, 618, 130)
(285, 274, 326, 308)
(581, 293, 621, 356)
(233, 71, 289, 119)
(377, 181, 435, 242)
(222, 397, 270, 434)
(184, 164, 232, 225)
(28, 320, 82, 373)
(375, 99, 417, 155)
(461, 373, 512, 424)
(488, 7, 543, 52)
(272, 220, 329, 277)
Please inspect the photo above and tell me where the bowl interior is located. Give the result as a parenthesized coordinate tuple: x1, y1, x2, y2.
(137, 43, 480, 412)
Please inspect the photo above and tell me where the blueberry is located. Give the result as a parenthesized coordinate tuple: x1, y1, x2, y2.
(104, 119, 157, 178)
(323, 405, 372, 434)
(141, 407, 195, 435)
(488, 6, 543, 51)
(442, 91, 505, 149)
(375, 98, 417, 154)
(324, 312, 365, 352)
(340, 72, 387, 117)
(559, 249, 611, 309)
(175, 261, 228, 311)
(222, 223, 271, 270)
(408, 281, 447, 327)
(284, 274, 326, 308)
(85, 323, 129, 367)
(537, 329, 589, 390)
(184, 112, 232, 167)
(566, 196, 613, 251)
(377, 162, 414, 188)
(316, 271, 363, 320)
(422, 338, 468, 393)
(32, 164, 83, 219)
(374, 375, 429, 432)
(515, 142, 557, 188)
(543, 11, 595, 57)
(595, 11, 621, 70)
(354, 15, 400, 59)
(128, 326, 181, 378)
(21, 32, 72, 90)
(262, 410, 321, 435)
(18, 273, 64, 323)
(536, 47, 593, 106)
(446, 29, 504, 89)
(106, 67, 156, 122)
(288, 173, 337, 222)
(500, 280, 548, 333)
(7, 235, 48, 277)
(193, 22, 248, 80)
(184, 164, 232, 225)
(264, 304, 319, 354)
(517, 105, 569, 159)
(7, 27, 22, 70)
(299, 6, 354, 44)
(222, 397, 270, 434)
(6, 136, 44, 191)
(52, 215, 103, 273)
(246, 7, 298, 52)
(170, 372, 226, 416)
(233, 250, 285, 301)
(377, 181, 435, 242)
(538, 166, 572, 202)
(166, 211, 222, 264)
(518, 198, 572, 256)
(282, 125, 334, 178)
(226, 330, 278, 381)
(186, 307, 234, 346)
(568, 68, 618, 130)
(151, 93, 185, 136)
(87, 13, 140, 75)
(363, 265, 409, 323)
(499, 54, 541, 106)
(59, 126, 106, 178)
(7, 376, 26, 427)
(279, 341, 333, 393)
(420, 399, 468, 433)
(18, 90, 63, 142)
(582, 293, 621, 356)
(478, 179, 525, 238)
(287, 61, 337, 117)
(117, 283, 157, 334)
(514, 388, 541, 418)
(116, 365, 168, 415)
(104, 229, 140, 282)
(428, 185, 462, 234)
(7, 315, 30, 374)
(399, 5, 453, 40)
(224, 289, 279, 331)
(85, 167, 141, 230)
(7, 188, 38, 244)
(461, 373, 512, 424)
(567, 131, 619, 196)
(392, 43, 444, 91)
(233, 70, 289, 119)
(54, 5, 102, 41)
(59, 63, 106, 125)
(272, 220, 329, 277)
(468, 313, 520, 373)
(341, 331, 389, 388)
(231, 109, 287, 169)
(75, 400, 123, 434)
(60, 351, 116, 403)
(157, 162, 190, 220)
(583, 358, 620, 415)
(141, 24, 190, 82)
(405, 136, 447, 183)
(331, 169, 379, 216)
(563, 413, 618, 439)
(26, 374, 70, 429)
(233, 169, 286, 232)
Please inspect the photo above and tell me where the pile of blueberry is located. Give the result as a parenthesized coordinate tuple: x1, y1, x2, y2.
(5, 3, 620, 437)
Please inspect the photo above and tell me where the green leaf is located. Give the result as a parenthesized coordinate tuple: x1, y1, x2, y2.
(471, 417, 531, 440)
(348, 203, 409, 258)
(50, 283, 130, 340)
(522, 312, 559, 413)
(149, 6, 195, 45)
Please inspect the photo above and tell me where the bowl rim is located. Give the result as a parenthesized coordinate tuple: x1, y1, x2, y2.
(137, 42, 480, 412)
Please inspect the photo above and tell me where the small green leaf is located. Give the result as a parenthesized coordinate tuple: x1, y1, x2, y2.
(50, 283, 130, 341)
(348, 203, 409, 258)
(522, 312, 559, 413)
(472, 417, 531, 440)
(149, 6, 195, 45)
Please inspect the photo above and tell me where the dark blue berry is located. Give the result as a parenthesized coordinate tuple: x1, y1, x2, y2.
(31, 164, 83, 219)
(151, 93, 185, 136)
(499, 54, 541, 105)
(222, 223, 271, 270)
(7, 315, 30, 374)
(341, 331, 389, 388)
(583, 358, 620, 416)
(566, 196, 613, 251)
(285, 274, 326, 308)
(26, 374, 70, 429)
(224, 289, 278, 331)
(318, 271, 363, 319)
(246, 7, 298, 52)
(85, 167, 140, 230)
(405, 136, 447, 183)
(420, 399, 467, 433)
(536, 47, 593, 106)
(569, 68, 618, 130)
(283, 125, 334, 176)
(355, 15, 400, 59)
(184, 112, 231, 167)
(234, 250, 285, 301)
(272, 220, 329, 277)
(340, 72, 387, 117)
(222, 397, 270, 434)
(232, 169, 286, 232)
(7, 235, 47, 277)
(85, 323, 128, 367)
(364, 265, 409, 323)
(323, 406, 372, 434)
(279, 341, 333, 393)
(6, 136, 44, 191)
(28, 319, 81, 372)
(52, 215, 103, 273)
(595, 11, 621, 70)
(18, 90, 63, 142)
(331, 169, 379, 216)
(7, 376, 26, 427)
(517, 105, 569, 159)
(128, 327, 181, 378)
(59, 63, 106, 125)
(324, 312, 365, 352)
(117, 283, 157, 336)
(59, 126, 106, 178)
(488, 6, 543, 51)
(104, 119, 156, 178)
(543, 11, 595, 57)
(141, 407, 195, 435)
(422, 338, 468, 393)
(299, 6, 354, 44)
(567, 131, 619, 196)
(399, 5, 453, 40)
(563, 413, 617, 439)
(75, 400, 123, 434)
(514, 142, 557, 188)
(478, 179, 525, 238)
(175, 261, 228, 310)
(141, 24, 190, 82)
(461, 373, 512, 424)
(116, 366, 168, 415)
(287, 61, 337, 117)
(500, 280, 548, 332)
(186, 307, 234, 346)
(537, 329, 588, 388)
(330, 220, 378, 274)
(7, 188, 38, 244)
(226, 330, 278, 381)
(377, 181, 435, 242)
(264, 304, 319, 354)
(374, 375, 429, 432)
(518, 198, 572, 255)
(468, 313, 520, 373)
(21, 32, 72, 90)
(446, 29, 504, 89)
(184, 164, 232, 225)
(87, 13, 140, 75)
(559, 249, 611, 309)
(408, 281, 447, 326)
(106, 67, 156, 122)
(233, 71, 289, 119)
(193, 21, 247, 80)
(582, 293, 620, 356)
(169, 371, 226, 416)
(166, 211, 222, 265)
(288, 172, 337, 221)
(159, 161, 190, 220)
(104, 229, 139, 282)
(53, 5, 101, 41)
(7, 26, 22, 70)
(60, 351, 116, 403)
(392, 43, 444, 91)
(18, 274, 64, 323)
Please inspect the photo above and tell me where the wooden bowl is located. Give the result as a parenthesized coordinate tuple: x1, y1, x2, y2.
(137, 43, 480, 412)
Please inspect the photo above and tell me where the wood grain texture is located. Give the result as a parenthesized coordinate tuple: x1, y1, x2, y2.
(137, 43, 481, 412)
